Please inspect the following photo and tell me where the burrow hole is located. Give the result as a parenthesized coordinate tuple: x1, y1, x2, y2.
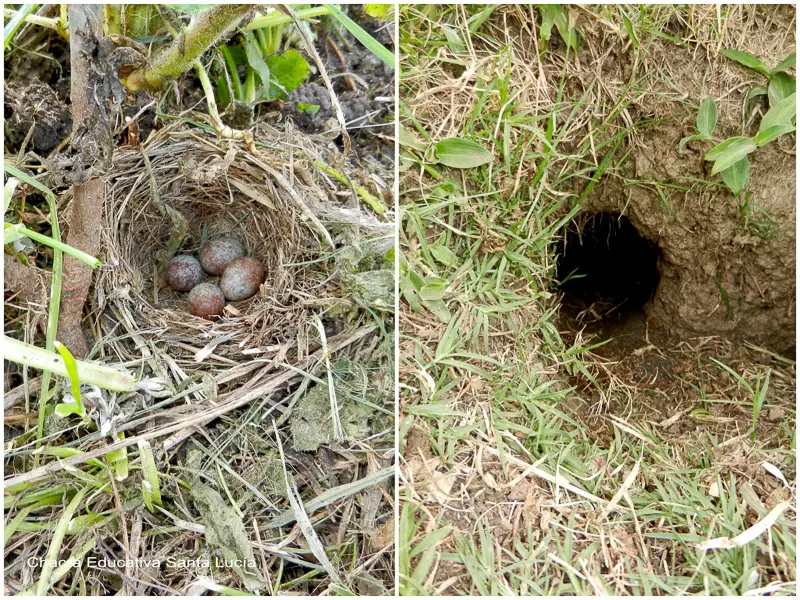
(555, 212, 661, 330)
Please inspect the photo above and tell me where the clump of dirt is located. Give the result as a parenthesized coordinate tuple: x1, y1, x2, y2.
(4, 81, 72, 154)
(290, 383, 373, 451)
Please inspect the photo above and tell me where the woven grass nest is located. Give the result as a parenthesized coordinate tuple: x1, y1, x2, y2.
(95, 123, 392, 370)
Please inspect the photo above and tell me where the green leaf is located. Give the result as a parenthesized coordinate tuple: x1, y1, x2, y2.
(772, 52, 796, 74)
(721, 49, 771, 77)
(430, 245, 458, 267)
(265, 50, 310, 99)
(467, 5, 497, 33)
(433, 138, 494, 168)
(424, 298, 451, 323)
(54, 341, 83, 416)
(326, 4, 395, 68)
(745, 85, 769, 106)
(419, 278, 449, 301)
(399, 125, 426, 151)
(720, 157, 750, 196)
(539, 5, 556, 43)
(696, 96, 718, 137)
(243, 32, 271, 96)
(364, 4, 394, 20)
(754, 124, 796, 147)
(552, 5, 578, 51)
(768, 72, 796, 107)
(107, 433, 128, 481)
(3, 222, 26, 245)
(408, 269, 426, 292)
(759, 92, 796, 132)
(401, 280, 422, 312)
(705, 136, 751, 161)
(620, 8, 639, 50)
(678, 133, 710, 151)
(54, 396, 84, 418)
(707, 138, 757, 175)
(441, 24, 465, 54)
(297, 102, 320, 115)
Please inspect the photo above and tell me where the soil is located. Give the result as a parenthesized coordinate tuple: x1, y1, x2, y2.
(553, 5, 797, 442)
(281, 6, 395, 167)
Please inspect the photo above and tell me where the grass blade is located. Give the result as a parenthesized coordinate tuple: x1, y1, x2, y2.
(138, 439, 162, 509)
(35, 485, 91, 595)
(4, 162, 64, 455)
(326, 4, 395, 67)
(4, 3, 38, 50)
(4, 222, 101, 267)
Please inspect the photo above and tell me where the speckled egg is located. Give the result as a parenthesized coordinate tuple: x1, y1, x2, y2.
(165, 255, 203, 292)
(220, 257, 264, 301)
(188, 283, 226, 319)
(199, 236, 245, 276)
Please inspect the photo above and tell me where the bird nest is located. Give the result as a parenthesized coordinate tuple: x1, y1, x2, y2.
(95, 123, 391, 372)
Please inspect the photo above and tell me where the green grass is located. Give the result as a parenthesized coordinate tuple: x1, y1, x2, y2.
(398, 4, 795, 596)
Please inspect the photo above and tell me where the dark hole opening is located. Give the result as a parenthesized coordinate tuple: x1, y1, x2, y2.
(555, 212, 660, 326)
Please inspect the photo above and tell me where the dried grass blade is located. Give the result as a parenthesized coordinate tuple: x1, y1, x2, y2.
(272, 419, 345, 588)
(252, 158, 334, 247)
(313, 316, 344, 441)
(267, 465, 394, 528)
(697, 501, 793, 550)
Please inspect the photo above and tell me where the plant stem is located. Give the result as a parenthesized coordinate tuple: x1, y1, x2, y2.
(126, 5, 253, 91)
(4, 223, 101, 267)
(244, 65, 256, 103)
(58, 4, 113, 358)
(3, 164, 63, 461)
(245, 6, 330, 31)
(193, 59, 247, 140)
(255, 27, 269, 55)
(3, 337, 138, 392)
(4, 5, 40, 49)
(3, 7, 69, 40)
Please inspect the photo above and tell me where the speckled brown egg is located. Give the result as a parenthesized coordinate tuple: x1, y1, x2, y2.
(188, 283, 226, 319)
(165, 255, 203, 292)
(220, 257, 264, 301)
(199, 236, 245, 276)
